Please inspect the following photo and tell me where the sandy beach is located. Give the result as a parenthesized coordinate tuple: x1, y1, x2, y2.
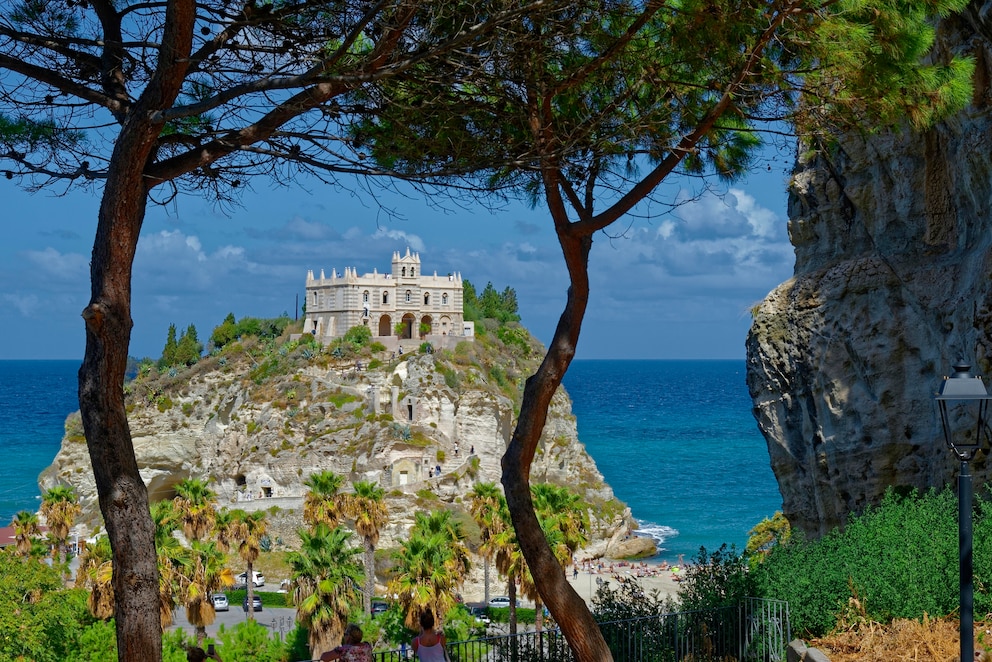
(564, 563, 683, 606)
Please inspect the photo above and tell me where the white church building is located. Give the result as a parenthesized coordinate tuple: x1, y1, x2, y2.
(303, 249, 471, 349)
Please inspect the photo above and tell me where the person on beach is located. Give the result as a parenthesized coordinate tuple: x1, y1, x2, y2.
(320, 623, 372, 662)
(412, 611, 448, 662)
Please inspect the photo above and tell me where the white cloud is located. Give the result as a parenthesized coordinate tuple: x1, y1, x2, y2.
(371, 228, 426, 252)
(23, 247, 88, 282)
(2, 293, 40, 317)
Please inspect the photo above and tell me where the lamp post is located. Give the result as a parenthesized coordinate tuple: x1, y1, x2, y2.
(935, 363, 992, 662)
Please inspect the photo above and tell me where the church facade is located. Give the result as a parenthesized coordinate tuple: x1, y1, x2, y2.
(303, 249, 469, 345)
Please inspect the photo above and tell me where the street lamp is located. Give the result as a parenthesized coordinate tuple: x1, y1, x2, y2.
(935, 363, 992, 662)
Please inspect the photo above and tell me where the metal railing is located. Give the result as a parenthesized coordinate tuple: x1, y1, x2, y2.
(372, 598, 790, 662)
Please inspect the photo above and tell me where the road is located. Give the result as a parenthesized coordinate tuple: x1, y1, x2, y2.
(168, 604, 299, 640)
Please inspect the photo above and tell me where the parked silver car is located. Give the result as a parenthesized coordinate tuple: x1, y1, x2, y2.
(211, 594, 229, 611)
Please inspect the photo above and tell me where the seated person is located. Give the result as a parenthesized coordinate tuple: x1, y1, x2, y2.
(321, 624, 372, 662)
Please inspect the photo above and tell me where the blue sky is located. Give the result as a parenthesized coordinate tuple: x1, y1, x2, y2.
(0, 153, 797, 361)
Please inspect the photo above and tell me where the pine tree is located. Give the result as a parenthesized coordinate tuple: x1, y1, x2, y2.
(158, 324, 178, 370)
(175, 324, 202, 366)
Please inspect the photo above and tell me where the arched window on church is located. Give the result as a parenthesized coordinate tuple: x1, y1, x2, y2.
(363, 291, 369, 303)
(383, 292, 389, 304)
(411, 267, 416, 277)
(442, 293, 448, 305)
(405, 290, 411, 303)
(424, 293, 430, 305)
(312, 291, 317, 306)
(402, 267, 406, 277)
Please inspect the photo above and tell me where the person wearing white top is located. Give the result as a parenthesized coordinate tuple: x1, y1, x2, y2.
(411, 611, 447, 662)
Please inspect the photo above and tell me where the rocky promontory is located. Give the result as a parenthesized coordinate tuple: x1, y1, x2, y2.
(746, 2, 992, 537)
(41, 324, 642, 583)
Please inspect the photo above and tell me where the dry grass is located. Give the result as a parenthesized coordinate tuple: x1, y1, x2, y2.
(810, 615, 991, 662)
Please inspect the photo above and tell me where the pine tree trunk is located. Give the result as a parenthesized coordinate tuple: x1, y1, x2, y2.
(502, 226, 614, 660)
(80, 184, 161, 660)
(77, 4, 197, 660)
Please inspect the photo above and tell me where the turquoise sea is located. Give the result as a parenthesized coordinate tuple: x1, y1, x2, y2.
(0, 359, 781, 562)
(562, 360, 782, 562)
(0, 360, 81, 525)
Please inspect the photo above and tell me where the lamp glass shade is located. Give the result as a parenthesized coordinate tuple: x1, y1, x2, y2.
(936, 365, 992, 459)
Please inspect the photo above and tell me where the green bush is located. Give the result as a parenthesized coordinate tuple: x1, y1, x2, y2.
(496, 325, 531, 356)
(215, 619, 287, 662)
(678, 544, 755, 613)
(226, 589, 292, 608)
(343, 324, 373, 348)
(752, 487, 965, 636)
(486, 606, 540, 624)
(64, 412, 86, 443)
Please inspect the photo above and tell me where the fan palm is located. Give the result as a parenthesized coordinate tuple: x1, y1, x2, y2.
(303, 470, 345, 529)
(212, 508, 236, 553)
(469, 482, 508, 603)
(390, 510, 471, 627)
(76, 535, 115, 619)
(175, 539, 234, 644)
(172, 478, 217, 542)
(231, 508, 268, 621)
(344, 480, 388, 614)
(288, 523, 364, 656)
(151, 499, 183, 628)
(11, 510, 41, 557)
(40, 485, 81, 566)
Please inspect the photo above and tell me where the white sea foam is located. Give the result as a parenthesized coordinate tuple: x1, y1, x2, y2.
(635, 520, 678, 546)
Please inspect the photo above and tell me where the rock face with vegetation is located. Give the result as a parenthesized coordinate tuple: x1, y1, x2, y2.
(42, 321, 637, 568)
(746, 3, 992, 537)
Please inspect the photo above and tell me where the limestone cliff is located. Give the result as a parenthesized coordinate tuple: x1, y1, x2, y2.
(41, 326, 638, 571)
(746, 2, 992, 537)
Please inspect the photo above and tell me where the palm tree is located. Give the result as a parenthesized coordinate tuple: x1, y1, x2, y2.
(390, 510, 471, 627)
(344, 480, 388, 615)
(151, 499, 183, 628)
(469, 482, 507, 603)
(40, 485, 81, 566)
(288, 523, 364, 657)
(531, 483, 589, 561)
(212, 508, 236, 553)
(230, 508, 268, 622)
(11, 510, 41, 557)
(499, 484, 590, 633)
(172, 478, 217, 542)
(75, 535, 115, 619)
(175, 539, 234, 644)
(303, 470, 345, 529)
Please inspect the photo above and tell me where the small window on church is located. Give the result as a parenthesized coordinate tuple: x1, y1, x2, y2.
(402, 267, 406, 277)
(442, 293, 448, 305)
(424, 293, 430, 305)
(411, 268, 415, 277)
(405, 290, 411, 303)
(363, 291, 369, 303)
(383, 292, 389, 304)
(312, 291, 317, 305)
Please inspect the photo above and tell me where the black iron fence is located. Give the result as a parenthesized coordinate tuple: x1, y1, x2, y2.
(372, 598, 790, 662)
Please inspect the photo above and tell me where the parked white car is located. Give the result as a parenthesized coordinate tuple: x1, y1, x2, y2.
(488, 596, 514, 608)
(211, 594, 229, 611)
(237, 571, 265, 587)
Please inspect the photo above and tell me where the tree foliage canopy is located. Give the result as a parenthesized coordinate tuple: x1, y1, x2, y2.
(0, 0, 565, 198)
